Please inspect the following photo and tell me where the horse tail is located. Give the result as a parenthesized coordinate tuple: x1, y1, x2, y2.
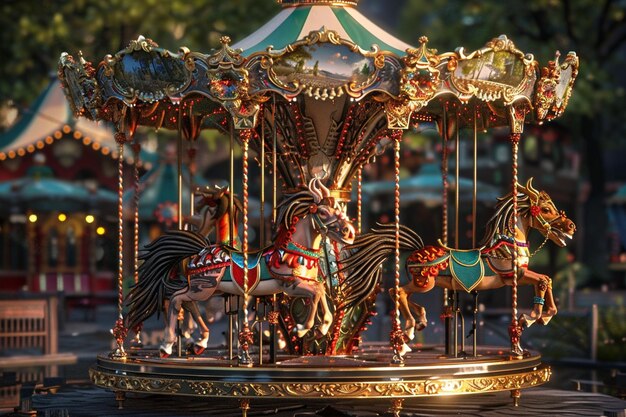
(124, 230, 208, 333)
(338, 223, 423, 310)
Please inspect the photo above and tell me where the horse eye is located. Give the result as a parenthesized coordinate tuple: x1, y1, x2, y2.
(542, 207, 550, 213)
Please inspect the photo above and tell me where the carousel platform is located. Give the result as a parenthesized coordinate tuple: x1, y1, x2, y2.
(89, 344, 550, 402)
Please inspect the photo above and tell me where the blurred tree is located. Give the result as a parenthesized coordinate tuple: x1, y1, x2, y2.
(0, 0, 279, 109)
(398, 0, 626, 283)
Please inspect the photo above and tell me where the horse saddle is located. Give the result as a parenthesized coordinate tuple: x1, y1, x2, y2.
(415, 242, 493, 293)
(226, 249, 267, 294)
(448, 249, 484, 292)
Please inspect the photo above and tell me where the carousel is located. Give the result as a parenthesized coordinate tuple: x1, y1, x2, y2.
(58, 0, 579, 415)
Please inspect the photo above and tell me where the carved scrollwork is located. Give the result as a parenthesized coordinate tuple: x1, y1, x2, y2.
(98, 35, 191, 104)
(384, 99, 421, 129)
(448, 35, 538, 105)
(90, 369, 182, 394)
(91, 365, 551, 399)
(400, 36, 441, 106)
(534, 51, 579, 122)
(253, 28, 387, 100)
(125, 35, 159, 53)
(58, 51, 100, 120)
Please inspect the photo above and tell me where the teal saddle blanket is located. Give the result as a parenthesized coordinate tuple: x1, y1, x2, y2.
(421, 249, 496, 292)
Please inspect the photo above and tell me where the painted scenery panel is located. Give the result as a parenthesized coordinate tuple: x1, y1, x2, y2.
(555, 65, 573, 104)
(273, 43, 376, 88)
(455, 51, 525, 87)
(113, 50, 189, 99)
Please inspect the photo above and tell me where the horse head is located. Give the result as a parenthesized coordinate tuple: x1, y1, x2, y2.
(518, 178, 576, 247)
(185, 185, 240, 237)
(308, 179, 355, 245)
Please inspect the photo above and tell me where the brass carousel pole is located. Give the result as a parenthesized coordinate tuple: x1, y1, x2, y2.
(453, 112, 460, 358)
(111, 131, 128, 359)
(357, 167, 363, 234)
(390, 130, 404, 364)
(176, 107, 185, 358)
(508, 105, 525, 405)
(471, 109, 479, 357)
(259, 109, 266, 364)
(239, 129, 253, 366)
(260, 108, 266, 246)
(441, 107, 453, 356)
(269, 97, 279, 364)
(228, 121, 236, 361)
(132, 141, 142, 347)
(508, 105, 524, 359)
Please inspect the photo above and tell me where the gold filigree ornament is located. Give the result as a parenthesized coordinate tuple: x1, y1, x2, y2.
(205, 37, 261, 129)
(400, 36, 441, 108)
(90, 369, 182, 394)
(448, 35, 537, 105)
(257, 28, 386, 100)
(100, 36, 191, 104)
(384, 99, 422, 130)
(534, 51, 579, 122)
(58, 51, 100, 120)
(91, 365, 550, 398)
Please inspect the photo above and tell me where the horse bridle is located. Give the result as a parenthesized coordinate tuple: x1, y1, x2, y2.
(310, 205, 342, 237)
(530, 197, 566, 234)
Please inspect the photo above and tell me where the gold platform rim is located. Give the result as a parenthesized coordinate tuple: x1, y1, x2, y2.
(89, 347, 551, 399)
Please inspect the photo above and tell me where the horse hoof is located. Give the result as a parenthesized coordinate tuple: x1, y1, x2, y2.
(193, 345, 206, 355)
(399, 343, 412, 356)
(417, 321, 427, 331)
(520, 314, 536, 328)
(319, 324, 331, 336)
(539, 315, 553, 325)
(159, 349, 171, 359)
(296, 329, 309, 338)
(405, 328, 415, 341)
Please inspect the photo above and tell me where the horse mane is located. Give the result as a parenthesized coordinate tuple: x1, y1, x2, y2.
(479, 191, 531, 246)
(273, 188, 315, 241)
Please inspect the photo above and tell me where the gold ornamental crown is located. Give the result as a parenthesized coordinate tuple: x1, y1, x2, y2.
(279, 0, 359, 7)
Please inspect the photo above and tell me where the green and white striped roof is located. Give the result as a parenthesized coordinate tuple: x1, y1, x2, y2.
(0, 79, 156, 166)
(233, 4, 413, 56)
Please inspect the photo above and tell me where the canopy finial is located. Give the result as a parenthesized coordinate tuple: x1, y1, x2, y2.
(279, 0, 359, 8)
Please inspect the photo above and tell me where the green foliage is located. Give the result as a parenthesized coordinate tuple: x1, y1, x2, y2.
(597, 304, 626, 362)
(0, 0, 279, 105)
(525, 305, 626, 362)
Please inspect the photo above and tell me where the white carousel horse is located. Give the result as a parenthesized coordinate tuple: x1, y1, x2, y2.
(125, 179, 356, 357)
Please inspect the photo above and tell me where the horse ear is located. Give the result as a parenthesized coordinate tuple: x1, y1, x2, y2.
(318, 181, 331, 199)
(309, 179, 323, 204)
(525, 178, 540, 200)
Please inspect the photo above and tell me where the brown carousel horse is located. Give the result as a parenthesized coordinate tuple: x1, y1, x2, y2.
(179, 185, 243, 345)
(125, 179, 356, 357)
(340, 179, 576, 354)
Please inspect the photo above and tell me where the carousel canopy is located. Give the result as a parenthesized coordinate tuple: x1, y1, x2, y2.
(58, 0, 579, 197)
(232, 1, 412, 56)
(0, 79, 156, 166)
